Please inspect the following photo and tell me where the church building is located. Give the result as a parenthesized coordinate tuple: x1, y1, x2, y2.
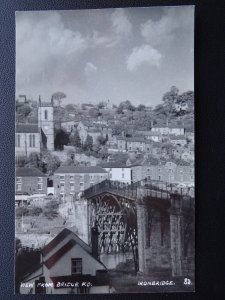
(16, 97, 55, 158)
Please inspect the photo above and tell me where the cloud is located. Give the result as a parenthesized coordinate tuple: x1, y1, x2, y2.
(90, 8, 132, 48)
(141, 16, 177, 47)
(126, 44, 162, 71)
(111, 8, 132, 37)
(16, 12, 89, 91)
(85, 62, 97, 75)
(141, 7, 194, 47)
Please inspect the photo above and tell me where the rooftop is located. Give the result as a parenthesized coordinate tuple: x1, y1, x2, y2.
(170, 135, 186, 140)
(16, 167, 46, 177)
(55, 165, 107, 174)
(16, 124, 39, 133)
(99, 162, 129, 168)
(126, 137, 146, 142)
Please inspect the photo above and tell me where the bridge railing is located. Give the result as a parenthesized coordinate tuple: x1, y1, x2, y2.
(83, 179, 139, 199)
(83, 179, 194, 200)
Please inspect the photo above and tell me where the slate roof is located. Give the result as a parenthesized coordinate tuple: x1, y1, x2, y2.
(16, 167, 46, 177)
(55, 166, 107, 174)
(170, 135, 186, 140)
(126, 137, 145, 142)
(137, 131, 161, 136)
(88, 129, 101, 133)
(99, 162, 129, 168)
(42, 228, 106, 270)
(116, 136, 126, 141)
(16, 124, 39, 133)
(152, 125, 184, 129)
(44, 240, 76, 269)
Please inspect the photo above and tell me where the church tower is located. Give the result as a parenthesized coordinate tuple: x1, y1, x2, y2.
(38, 96, 54, 151)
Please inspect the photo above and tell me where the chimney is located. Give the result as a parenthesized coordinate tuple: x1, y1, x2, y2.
(91, 225, 99, 259)
(38, 95, 41, 106)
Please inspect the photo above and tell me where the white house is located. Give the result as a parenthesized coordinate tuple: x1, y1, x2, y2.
(100, 163, 132, 184)
(20, 228, 113, 294)
(151, 125, 185, 136)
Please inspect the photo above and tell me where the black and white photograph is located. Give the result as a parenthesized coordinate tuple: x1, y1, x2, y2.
(15, 6, 195, 294)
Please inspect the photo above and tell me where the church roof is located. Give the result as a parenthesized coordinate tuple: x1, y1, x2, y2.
(16, 124, 39, 133)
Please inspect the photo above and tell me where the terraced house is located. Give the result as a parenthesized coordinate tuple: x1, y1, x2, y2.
(16, 167, 47, 195)
(54, 166, 108, 201)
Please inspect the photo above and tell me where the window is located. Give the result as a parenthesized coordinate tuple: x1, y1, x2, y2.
(80, 182, 84, 191)
(44, 110, 48, 120)
(29, 134, 32, 147)
(110, 173, 112, 179)
(38, 177, 43, 182)
(122, 168, 124, 171)
(122, 173, 124, 178)
(16, 184, 22, 191)
(60, 183, 65, 191)
(33, 135, 35, 147)
(70, 175, 74, 181)
(158, 168, 161, 172)
(38, 183, 43, 190)
(60, 175, 65, 180)
(71, 258, 82, 275)
(70, 183, 74, 191)
(16, 177, 22, 183)
(16, 134, 20, 147)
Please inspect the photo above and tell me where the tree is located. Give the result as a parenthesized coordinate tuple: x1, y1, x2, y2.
(16, 103, 32, 123)
(97, 101, 106, 109)
(69, 130, 81, 148)
(43, 200, 59, 220)
(83, 135, 93, 152)
(177, 91, 194, 113)
(162, 86, 179, 115)
(26, 152, 41, 168)
(54, 129, 69, 150)
(41, 152, 61, 174)
(65, 104, 75, 112)
(88, 107, 100, 118)
(97, 135, 107, 146)
(137, 104, 146, 111)
(52, 91, 66, 106)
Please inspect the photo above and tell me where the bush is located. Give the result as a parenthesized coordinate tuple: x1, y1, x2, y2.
(16, 207, 29, 217)
(29, 206, 43, 216)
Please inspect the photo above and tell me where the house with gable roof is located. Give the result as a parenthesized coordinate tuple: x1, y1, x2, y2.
(20, 228, 113, 294)
(54, 166, 108, 201)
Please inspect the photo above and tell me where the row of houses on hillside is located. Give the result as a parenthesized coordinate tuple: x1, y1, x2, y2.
(114, 136, 193, 158)
(16, 159, 194, 202)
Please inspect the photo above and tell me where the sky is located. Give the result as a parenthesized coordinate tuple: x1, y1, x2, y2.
(16, 6, 194, 107)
